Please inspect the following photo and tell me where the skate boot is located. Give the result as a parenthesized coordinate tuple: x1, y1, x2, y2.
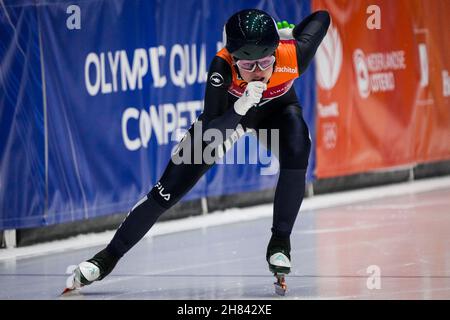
(266, 235, 291, 296)
(62, 248, 119, 295)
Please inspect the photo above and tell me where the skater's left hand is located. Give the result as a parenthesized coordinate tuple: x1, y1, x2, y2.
(277, 20, 295, 40)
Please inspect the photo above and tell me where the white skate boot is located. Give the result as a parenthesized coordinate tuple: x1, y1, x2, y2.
(62, 248, 118, 295)
(62, 261, 101, 294)
(266, 236, 291, 296)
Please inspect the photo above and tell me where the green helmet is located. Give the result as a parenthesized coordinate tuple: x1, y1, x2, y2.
(224, 9, 279, 60)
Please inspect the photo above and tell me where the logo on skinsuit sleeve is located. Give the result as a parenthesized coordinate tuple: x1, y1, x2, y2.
(210, 72, 224, 87)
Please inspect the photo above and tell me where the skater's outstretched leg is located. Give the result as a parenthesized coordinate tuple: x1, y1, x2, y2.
(63, 194, 167, 293)
(106, 193, 167, 258)
(64, 123, 216, 292)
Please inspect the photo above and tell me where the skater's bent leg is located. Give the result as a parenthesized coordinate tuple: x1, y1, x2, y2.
(272, 168, 307, 238)
(269, 105, 311, 239)
(258, 104, 310, 277)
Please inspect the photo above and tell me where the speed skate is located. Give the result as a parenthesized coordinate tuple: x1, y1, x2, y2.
(268, 252, 291, 296)
(61, 262, 101, 295)
(274, 273, 288, 296)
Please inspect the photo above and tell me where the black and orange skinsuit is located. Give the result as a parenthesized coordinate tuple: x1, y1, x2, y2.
(106, 11, 330, 258)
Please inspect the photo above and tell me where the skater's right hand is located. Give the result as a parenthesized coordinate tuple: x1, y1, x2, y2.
(233, 81, 267, 116)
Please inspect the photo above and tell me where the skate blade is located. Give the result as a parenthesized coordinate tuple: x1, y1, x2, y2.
(61, 287, 77, 295)
(274, 283, 286, 296)
(273, 274, 287, 296)
(61, 268, 81, 296)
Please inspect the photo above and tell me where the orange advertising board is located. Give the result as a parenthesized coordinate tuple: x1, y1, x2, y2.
(313, 0, 450, 178)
